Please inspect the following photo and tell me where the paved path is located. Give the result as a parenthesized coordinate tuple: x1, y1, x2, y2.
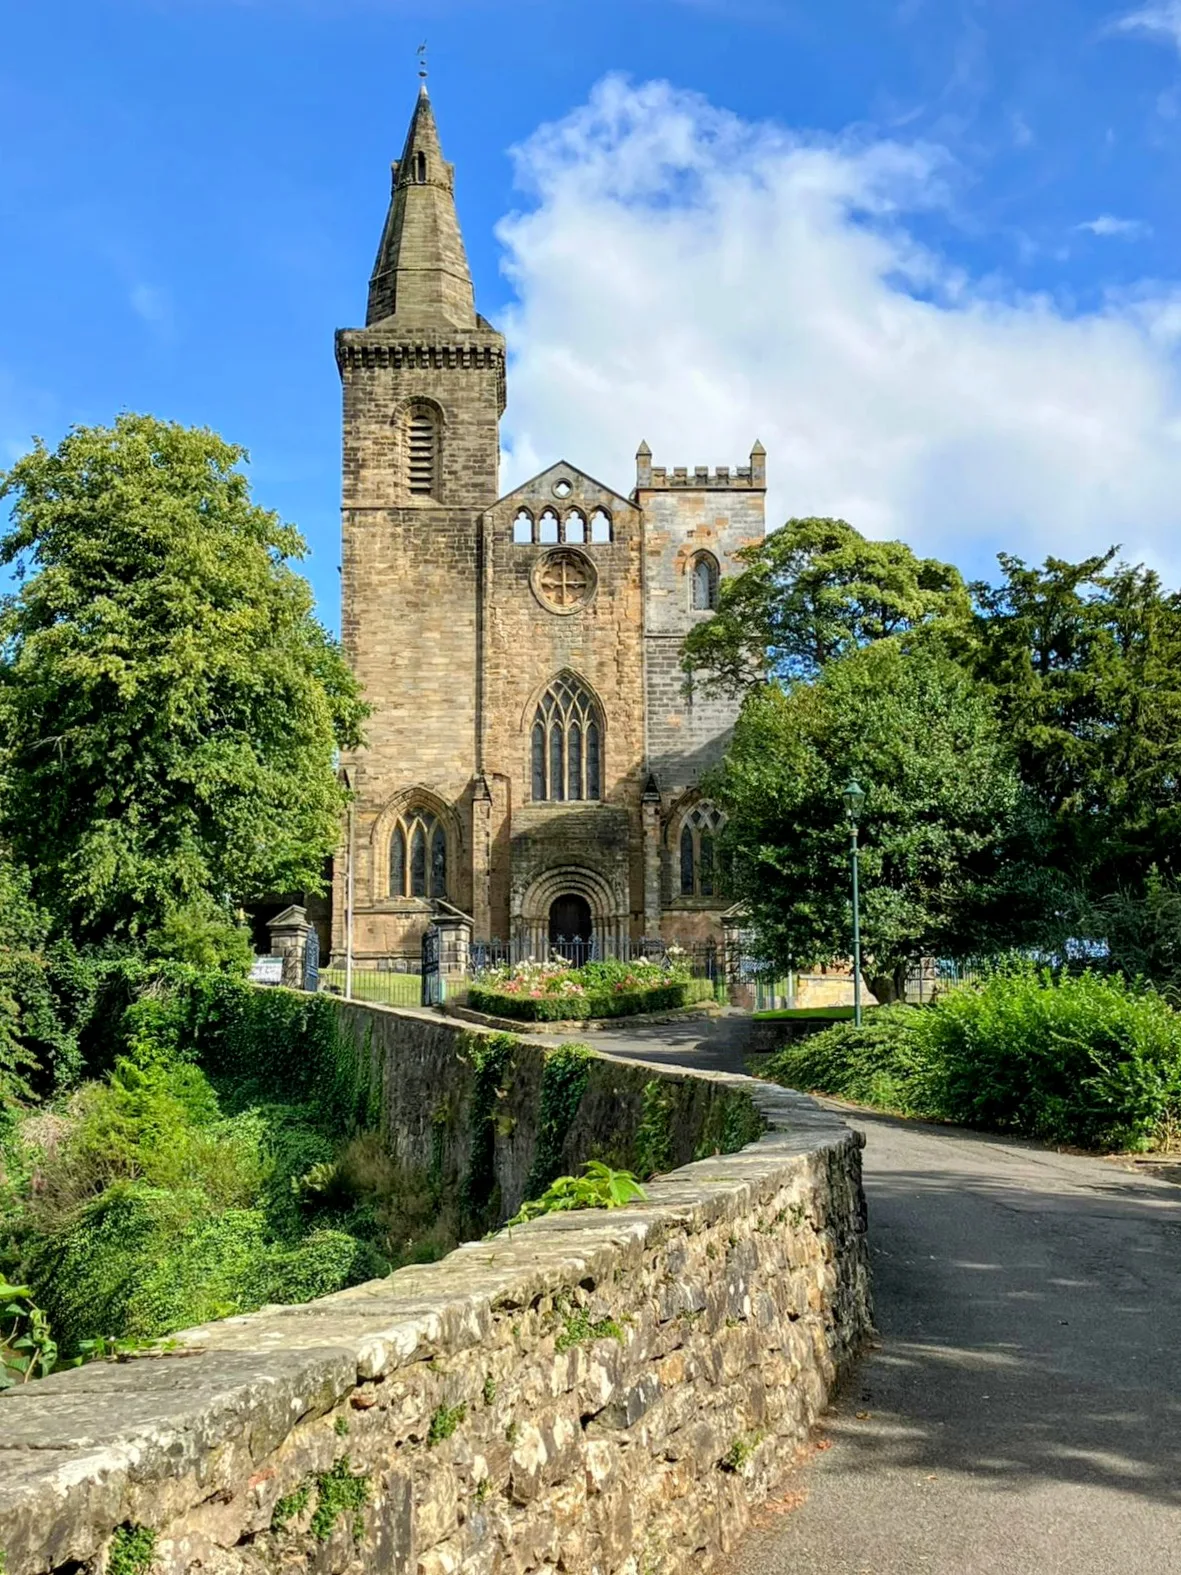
(576, 1008, 751, 1076)
(583, 1018, 1181, 1572)
(734, 1106, 1181, 1574)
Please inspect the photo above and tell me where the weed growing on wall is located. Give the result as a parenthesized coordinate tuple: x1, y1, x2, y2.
(635, 1080, 676, 1178)
(310, 1458, 370, 1541)
(505, 1160, 646, 1227)
(524, 1044, 592, 1197)
(460, 1033, 515, 1232)
(694, 1092, 765, 1160)
(427, 1403, 467, 1447)
(107, 1526, 156, 1575)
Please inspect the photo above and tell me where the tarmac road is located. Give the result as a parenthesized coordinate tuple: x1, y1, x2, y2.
(729, 1105, 1181, 1575)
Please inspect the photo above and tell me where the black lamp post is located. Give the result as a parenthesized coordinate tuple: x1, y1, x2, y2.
(842, 778, 866, 1026)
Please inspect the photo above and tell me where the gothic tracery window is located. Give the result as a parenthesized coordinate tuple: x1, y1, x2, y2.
(690, 551, 720, 611)
(389, 807, 447, 899)
(531, 674, 602, 801)
(678, 801, 726, 898)
(405, 404, 438, 497)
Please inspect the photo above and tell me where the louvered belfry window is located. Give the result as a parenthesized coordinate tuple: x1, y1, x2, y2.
(407, 406, 437, 497)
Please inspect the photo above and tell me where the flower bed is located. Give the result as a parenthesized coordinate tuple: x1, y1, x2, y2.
(467, 957, 716, 1022)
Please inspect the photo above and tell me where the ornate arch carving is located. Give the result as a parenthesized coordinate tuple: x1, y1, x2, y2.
(514, 864, 629, 957)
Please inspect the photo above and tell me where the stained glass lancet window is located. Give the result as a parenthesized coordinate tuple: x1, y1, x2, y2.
(389, 807, 447, 899)
(530, 675, 603, 801)
(678, 801, 726, 897)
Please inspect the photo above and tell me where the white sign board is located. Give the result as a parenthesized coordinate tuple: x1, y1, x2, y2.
(249, 955, 284, 985)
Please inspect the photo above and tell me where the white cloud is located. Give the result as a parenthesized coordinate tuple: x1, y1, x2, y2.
(1115, 2, 1181, 50)
(496, 77, 1181, 581)
(128, 282, 173, 330)
(1077, 214, 1151, 237)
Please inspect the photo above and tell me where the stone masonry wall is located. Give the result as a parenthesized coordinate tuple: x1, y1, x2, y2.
(0, 1009, 871, 1575)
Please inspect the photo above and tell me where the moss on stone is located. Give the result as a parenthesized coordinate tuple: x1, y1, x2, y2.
(107, 1526, 157, 1575)
(427, 1401, 467, 1447)
(310, 1457, 370, 1541)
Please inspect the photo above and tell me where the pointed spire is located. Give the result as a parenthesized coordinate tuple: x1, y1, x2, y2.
(366, 86, 477, 329)
(636, 439, 653, 489)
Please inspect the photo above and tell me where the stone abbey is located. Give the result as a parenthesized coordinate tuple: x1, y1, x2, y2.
(331, 85, 766, 963)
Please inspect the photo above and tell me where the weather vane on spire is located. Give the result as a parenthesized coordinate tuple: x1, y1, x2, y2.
(417, 41, 428, 82)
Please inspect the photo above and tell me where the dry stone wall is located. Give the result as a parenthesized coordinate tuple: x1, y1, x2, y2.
(0, 1007, 872, 1575)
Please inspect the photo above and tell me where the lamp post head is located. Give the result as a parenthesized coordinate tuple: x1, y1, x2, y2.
(842, 778, 866, 823)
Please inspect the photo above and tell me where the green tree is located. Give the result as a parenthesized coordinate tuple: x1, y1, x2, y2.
(969, 551, 1181, 900)
(712, 642, 1038, 998)
(0, 415, 366, 941)
(683, 516, 968, 691)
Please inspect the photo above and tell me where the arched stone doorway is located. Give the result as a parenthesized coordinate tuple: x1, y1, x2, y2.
(549, 893, 592, 960)
(514, 865, 628, 960)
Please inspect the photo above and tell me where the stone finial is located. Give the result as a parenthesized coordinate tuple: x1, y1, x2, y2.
(641, 772, 661, 803)
(636, 440, 653, 489)
(750, 439, 766, 488)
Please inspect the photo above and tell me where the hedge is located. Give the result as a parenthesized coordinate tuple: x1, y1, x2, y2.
(467, 977, 714, 1023)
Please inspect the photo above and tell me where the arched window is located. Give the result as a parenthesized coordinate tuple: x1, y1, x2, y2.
(564, 509, 586, 544)
(531, 674, 603, 801)
(690, 552, 719, 611)
(678, 801, 726, 898)
(389, 807, 447, 899)
(590, 508, 612, 543)
(538, 508, 560, 544)
(512, 508, 534, 544)
(405, 405, 437, 498)
(414, 151, 427, 183)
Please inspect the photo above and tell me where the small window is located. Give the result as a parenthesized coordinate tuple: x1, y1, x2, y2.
(414, 151, 427, 183)
(512, 508, 534, 544)
(678, 801, 726, 898)
(590, 508, 612, 543)
(531, 674, 603, 801)
(691, 552, 719, 611)
(406, 405, 437, 498)
(564, 509, 586, 544)
(539, 508, 560, 544)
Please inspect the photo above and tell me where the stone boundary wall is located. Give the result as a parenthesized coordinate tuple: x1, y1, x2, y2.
(0, 1010, 872, 1575)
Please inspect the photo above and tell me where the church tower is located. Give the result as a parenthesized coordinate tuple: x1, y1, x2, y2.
(334, 86, 505, 960)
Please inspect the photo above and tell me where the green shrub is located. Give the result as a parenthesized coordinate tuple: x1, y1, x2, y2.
(764, 1004, 928, 1117)
(765, 969, 1181, 1151)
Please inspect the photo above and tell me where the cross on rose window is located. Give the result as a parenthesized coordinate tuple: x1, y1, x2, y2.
(537, 551, 592, 610)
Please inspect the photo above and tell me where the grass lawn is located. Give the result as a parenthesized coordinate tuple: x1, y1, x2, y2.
(319, 968, 422, 1007)
(752, 1005, 866, 1022)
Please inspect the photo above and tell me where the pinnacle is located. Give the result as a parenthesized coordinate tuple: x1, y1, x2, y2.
(365, 86, 477, 330)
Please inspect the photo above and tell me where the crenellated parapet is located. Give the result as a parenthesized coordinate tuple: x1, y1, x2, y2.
(635, 439, 766, 493)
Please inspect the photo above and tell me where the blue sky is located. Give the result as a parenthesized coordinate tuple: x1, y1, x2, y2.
(7, 0, 1181, 627)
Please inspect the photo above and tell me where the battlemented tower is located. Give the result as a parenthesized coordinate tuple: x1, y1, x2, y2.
(334, 86, 504, 955)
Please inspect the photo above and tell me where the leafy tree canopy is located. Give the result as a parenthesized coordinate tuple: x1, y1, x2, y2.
(0, 414, 366, 941)
(712, 641, 1040, 997)
(969, 550, 1181, 898)
(683, 516, 969, 691)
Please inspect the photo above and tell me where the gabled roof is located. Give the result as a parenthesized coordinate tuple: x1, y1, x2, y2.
(491, 459, 638, 515)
